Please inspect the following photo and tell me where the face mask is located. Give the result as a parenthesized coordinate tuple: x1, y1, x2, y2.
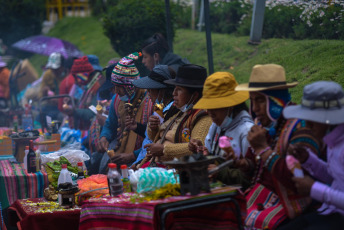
(179, 94, 195, 112)
(74, 85, 84, 100)
(219, 113, 233, 130)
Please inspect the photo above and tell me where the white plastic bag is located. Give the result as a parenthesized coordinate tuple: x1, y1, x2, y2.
(41, 142, 90, 166)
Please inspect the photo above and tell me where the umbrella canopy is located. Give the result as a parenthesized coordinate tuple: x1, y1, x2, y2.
(12, 35, 83, 59)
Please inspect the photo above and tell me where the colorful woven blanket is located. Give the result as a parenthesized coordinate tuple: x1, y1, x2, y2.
(0, 160, 48, 209)
(79, 188, 246, 230)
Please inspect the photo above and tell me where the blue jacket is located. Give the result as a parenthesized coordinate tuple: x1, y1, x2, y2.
(100, 94, 118, 141)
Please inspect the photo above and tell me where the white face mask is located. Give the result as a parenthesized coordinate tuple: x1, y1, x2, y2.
(219, 113, 233, 130)
(179, 94, 195, 112)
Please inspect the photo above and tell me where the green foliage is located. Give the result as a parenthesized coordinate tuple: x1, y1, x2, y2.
(102, 0, 174, 57)
(172, 1, 192, 29)
(210, 0, 251, 34)
(262, 1, 344, 40)
(263, 5, 303, 39)
(0, 0, 45, 46)
(88, 0, 119, 17)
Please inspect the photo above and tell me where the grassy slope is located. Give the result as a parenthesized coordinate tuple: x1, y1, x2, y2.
(174, 29, 344, 103)
(29, 17, 344, 102)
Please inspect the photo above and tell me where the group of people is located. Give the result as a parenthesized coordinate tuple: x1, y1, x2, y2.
(84, 41, 343, 229)
(15, 32, 344, 229)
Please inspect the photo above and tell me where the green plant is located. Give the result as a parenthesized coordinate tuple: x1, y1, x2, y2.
(0, 0, 45, 46)
(88, 0, 119, 18)
(210, 0, 252, 34)
(103, 0, 175, 57)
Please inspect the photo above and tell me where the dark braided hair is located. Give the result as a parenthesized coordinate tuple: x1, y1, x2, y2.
(141, 33, 169, 60)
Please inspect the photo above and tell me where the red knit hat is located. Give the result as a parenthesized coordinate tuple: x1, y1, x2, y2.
(71, 56, 94, 75)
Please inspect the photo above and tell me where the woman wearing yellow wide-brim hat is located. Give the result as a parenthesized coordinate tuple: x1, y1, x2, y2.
(189, 72, 254, 188)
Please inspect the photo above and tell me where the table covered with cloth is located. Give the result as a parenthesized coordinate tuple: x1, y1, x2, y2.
(79, 187, 246, 230)
(8, 198, 81, 230)
(0, 159, 48, 209)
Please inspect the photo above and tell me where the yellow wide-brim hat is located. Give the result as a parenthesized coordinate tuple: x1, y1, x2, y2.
(194, 72, 249, 110)
(235, 64, 298, 91)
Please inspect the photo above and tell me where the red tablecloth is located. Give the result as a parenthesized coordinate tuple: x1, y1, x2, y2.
(8, 198, 81, 230)
(79, 187, 246, 230)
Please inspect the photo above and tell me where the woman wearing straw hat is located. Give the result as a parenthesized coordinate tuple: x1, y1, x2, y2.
(138, 64, 212, 168)
(188, 72, 253, 187)
(234, 64, 321, 229)
(278, 81, 344, 230)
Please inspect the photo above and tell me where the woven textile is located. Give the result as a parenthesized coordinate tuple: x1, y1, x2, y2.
(8, 198, 80, 230)
(0, 160, 48, 209)
(79, 188, 246, 230)
(111, 52, 141, 85)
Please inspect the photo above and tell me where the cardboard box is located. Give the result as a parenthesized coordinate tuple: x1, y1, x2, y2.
(0, 136, 13, 156)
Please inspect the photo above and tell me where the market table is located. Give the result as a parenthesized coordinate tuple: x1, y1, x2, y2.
(8, 198, 81, 230)
(0, 159, 48, 210)
(79, 186, 246, 230)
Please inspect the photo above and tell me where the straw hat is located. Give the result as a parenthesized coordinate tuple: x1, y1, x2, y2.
(283, 81, 344, 125)
(235, 64, 298, 91)
(194, 72, 249, 109)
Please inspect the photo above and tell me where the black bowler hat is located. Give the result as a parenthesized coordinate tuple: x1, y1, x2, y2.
(164, 64, 207, 88)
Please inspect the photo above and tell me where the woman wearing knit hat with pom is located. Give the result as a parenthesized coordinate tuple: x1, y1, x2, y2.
(94, 52, 153, 174)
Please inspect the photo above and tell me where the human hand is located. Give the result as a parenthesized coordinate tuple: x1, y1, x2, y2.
(247, 125, 269, 153)
(188, 139, 203, 153)
(110, 152, 135, 165)
(287, 144, 309, 164)
(292, 175, 315, 196)
(148, 115, 160, 130)
(144, 143, 164, 157)
(125, 116, 137, 131)
(99, 136, 109, 152)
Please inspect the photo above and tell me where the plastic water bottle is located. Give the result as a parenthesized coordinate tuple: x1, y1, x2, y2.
(107, 163, 123, 196)
(22, 104, 33, 130)
(35, 148, 41, 172)
(58, 164, 73, 185)
(13, 115, 18, 133)
(120, 165, 131, 193)
(23, 146, 29, 171)
(128, 169, 138, 193)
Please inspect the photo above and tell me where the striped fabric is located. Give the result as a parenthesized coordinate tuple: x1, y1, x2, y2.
(0, 160, 48, 209)
(79, 188, 246, 230)
(245, 183, 287, 230)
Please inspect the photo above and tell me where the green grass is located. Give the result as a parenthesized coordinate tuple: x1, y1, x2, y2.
(175, 29, 344, 103)
(29, 17, 344, 102)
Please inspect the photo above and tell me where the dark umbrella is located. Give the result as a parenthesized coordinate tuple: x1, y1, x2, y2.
(12, 35, 83, 59)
